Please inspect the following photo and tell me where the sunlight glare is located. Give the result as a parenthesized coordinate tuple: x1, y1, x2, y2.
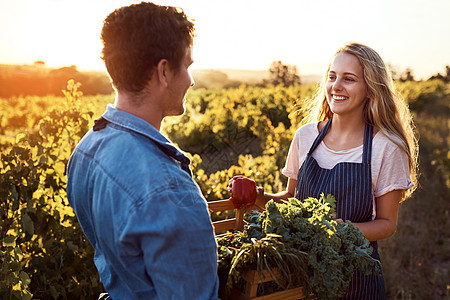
(0, 0, 449, 79)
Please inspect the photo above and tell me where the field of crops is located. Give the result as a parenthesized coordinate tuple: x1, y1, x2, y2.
(1, 79, 448, 299)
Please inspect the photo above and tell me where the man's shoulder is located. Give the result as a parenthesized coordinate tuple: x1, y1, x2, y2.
(74, 123, 166, 161)
(71, 119, 198, 193)
(72, 125, 187, 186)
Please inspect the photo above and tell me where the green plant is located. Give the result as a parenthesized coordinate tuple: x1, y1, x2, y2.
(0, 80, 103, 299)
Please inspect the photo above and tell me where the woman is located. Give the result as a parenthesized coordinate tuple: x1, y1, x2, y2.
(254, 42, 419, 299)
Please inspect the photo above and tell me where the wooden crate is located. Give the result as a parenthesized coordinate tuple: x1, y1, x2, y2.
(208, 199, 311, 300)
(229, 269, 309, 300)
(208, 199, 247, 234)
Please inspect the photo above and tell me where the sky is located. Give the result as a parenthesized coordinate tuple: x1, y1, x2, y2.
(0, 0, 449, 79)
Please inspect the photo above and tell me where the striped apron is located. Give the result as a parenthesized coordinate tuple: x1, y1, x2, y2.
(295, 118, 386, 299)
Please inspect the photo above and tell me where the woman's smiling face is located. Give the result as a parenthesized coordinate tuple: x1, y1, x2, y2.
(326, 52, 368, 117)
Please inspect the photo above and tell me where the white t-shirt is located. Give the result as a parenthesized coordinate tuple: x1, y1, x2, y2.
(282, 122, 413, 218)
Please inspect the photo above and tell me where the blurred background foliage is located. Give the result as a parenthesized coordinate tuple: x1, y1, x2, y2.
(0, 61, 449, 299)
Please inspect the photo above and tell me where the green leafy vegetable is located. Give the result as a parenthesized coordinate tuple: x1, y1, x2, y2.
(217, 194, 381, 300)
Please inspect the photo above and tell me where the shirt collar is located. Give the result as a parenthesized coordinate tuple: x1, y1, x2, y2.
(101, 104, 191, 168)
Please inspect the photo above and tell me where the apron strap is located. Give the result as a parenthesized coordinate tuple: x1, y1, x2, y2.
(307, 117, 333, 155)
(307, 117, 373, 165)
(362, 122, 373, 164)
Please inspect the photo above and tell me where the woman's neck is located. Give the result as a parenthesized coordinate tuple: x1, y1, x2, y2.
(331, 114, 365, 134)
(322, 114, 366, 151)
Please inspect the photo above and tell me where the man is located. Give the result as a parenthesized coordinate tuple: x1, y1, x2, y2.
(66, 2, 219, 299)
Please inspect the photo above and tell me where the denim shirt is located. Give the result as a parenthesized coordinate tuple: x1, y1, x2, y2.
(67, 105, 219, 300)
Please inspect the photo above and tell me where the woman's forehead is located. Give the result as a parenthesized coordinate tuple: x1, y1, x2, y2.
(330, 52, 363, 75)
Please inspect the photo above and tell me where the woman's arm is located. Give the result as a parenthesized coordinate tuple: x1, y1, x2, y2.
(352, 190, 402, 241)
(253, 177, 297, 209)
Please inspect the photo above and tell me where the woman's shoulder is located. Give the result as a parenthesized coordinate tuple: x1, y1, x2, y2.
(373, 128, 406, 156)
(295, 121, 320, 136)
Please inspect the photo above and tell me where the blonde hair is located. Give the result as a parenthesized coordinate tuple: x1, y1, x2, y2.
(301, 42, 419, 201)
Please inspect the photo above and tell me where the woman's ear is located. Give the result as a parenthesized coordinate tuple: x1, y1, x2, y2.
(156, 59, 169, 87)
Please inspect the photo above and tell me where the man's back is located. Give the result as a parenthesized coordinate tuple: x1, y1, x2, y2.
(67, 106, 219, 299)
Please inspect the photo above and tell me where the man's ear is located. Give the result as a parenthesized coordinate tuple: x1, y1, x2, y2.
(156, 59, 170, 87)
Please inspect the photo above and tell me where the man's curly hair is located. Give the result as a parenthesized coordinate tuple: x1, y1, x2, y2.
(100, 2, 195, 93)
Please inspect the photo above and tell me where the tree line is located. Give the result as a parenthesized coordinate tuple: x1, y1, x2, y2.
(1, 61, 449, 98)
(0, 64, 113, 98)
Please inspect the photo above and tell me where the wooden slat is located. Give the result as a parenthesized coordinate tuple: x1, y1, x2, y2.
(245, 278, 259, 298)
(251, 286, 307, 300)
(229, 288, 250, 300)
(212, 218, 236, 233)
(208, 199, 235, 211)
(209, 199, 247, 233)
(231, 286, 309, 300)
(235, 207, 245, 231)
(209, 199, 236, 234)
(231, 284, 309, 300)
(240, 269, 311, 300)
(208, 199, 260, 213)
(242, 269, 280, 285)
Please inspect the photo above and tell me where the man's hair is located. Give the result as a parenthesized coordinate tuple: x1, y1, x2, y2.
(100, 2, 195, 93)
